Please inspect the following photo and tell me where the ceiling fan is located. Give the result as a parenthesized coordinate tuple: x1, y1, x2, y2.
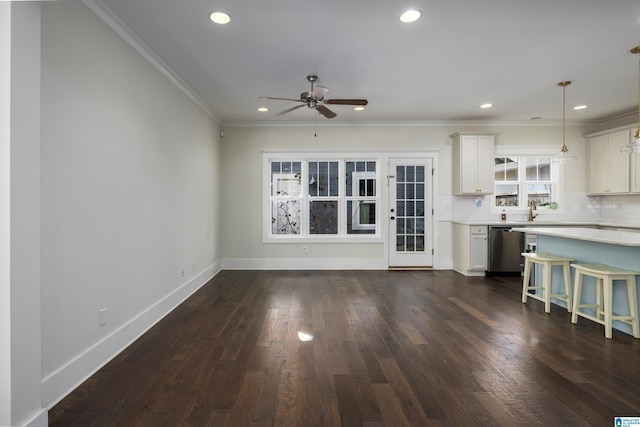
(260, 75, 368, 119)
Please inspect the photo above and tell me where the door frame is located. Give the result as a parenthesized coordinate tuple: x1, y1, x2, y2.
(384, 152, 439, 269)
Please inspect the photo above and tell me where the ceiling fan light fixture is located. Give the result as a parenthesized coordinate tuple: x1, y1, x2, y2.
(354, 106, 365, 111)
(620, 46, 640, 154)
(259, 74, 368, 119)
(574, 105, 587, 110)
(257, 107, 268, 112)
(553, 81, 578, 165)
(209, 11, 231, 25)
(400, 9, 421, 23)
(480, 103, 492, 109)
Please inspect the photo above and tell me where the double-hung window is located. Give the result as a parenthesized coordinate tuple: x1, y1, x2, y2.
(266, 153, 379, 239)
(347, 162, 377, 232)
(493, 148, 558, 210)
(271, 161, 303, 234)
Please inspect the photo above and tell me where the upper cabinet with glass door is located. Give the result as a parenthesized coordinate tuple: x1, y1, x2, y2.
(451, 133, 495, 195)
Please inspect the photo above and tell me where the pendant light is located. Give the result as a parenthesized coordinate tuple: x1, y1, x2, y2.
(553, 81, 578, 164)
(620, 46, 640, 154)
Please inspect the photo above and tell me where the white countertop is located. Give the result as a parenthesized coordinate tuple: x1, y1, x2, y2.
(452, 220, 600, 227)
(512, 227, 640, 247)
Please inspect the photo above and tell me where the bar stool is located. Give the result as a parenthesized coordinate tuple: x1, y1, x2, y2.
(570, 263, 640, 339)
(521, 252, 574, 313)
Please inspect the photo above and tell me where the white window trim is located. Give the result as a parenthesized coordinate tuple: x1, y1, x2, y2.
(491, 145, 564, 216)
(263, 151, 382, 243)
(350, 171, 376, 231)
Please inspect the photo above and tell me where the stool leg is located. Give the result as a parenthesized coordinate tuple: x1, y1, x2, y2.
(596, 277, 603, 322)
(543, 262, 551, 313)
(563, 263, 572, 312)
(626, 275, 640, 339)
(522, 259, 531, 304)
(604, 276, 613, 339)
(571, 270, 582, 324)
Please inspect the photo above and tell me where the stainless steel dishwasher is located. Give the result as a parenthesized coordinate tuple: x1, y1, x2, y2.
(488, 226, 525, 274)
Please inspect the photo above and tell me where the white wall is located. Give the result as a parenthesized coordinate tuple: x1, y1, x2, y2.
(220, 123, 604, 269)
(1, 3, 47, 427)
(39, 2, 221, 411)
(0, 4, 11, 424)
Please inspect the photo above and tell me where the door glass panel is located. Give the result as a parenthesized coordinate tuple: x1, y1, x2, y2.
(388, 158, 432, 268)
(395, 165, 425, 253)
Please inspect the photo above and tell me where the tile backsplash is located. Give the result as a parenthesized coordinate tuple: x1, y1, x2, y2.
(441, 192, 640, 226)
(599, 194, 640, 226)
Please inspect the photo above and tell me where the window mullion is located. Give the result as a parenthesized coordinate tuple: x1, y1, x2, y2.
(302, 161, 309, 236)
(340, 160, 347, 235)
(519, 156, 526, 208)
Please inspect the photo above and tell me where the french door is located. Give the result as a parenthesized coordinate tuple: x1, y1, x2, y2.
(388, 158, 433, 268)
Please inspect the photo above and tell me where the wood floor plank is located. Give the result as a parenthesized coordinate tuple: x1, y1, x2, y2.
(49, 270, 640, 426)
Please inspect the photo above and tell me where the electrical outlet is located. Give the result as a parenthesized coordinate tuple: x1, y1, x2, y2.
(99, 308, 107, 327)
(302, 246, 308, 254)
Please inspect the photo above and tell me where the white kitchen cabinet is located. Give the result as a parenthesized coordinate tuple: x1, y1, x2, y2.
(452, 223, 487, 276)
(451, 133, 495, 195)
(586, 128, 631, 195)
(469, 226, 488, 271)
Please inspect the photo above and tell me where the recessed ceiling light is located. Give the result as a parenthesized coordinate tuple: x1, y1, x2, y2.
(209, 11, 231, 25)
(480, 103, 493, 109)
(573, 105, 587, 110)
(400, 9, 421, 23)
(257, 107, 268, 112)
(354, 106, 365, 111)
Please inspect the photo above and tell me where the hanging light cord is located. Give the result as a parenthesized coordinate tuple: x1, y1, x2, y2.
(635, 46, 640, 140)
(562, 83, 566, 151)
(558, 81, 571, 152)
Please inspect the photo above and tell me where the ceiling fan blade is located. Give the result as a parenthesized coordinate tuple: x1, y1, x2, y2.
(260, 96, 303, 102)
(312, 85, 329, 100)
(324, 99, 368, 106)
(275, 104, 305, 116)
(316, 105, 337, 119)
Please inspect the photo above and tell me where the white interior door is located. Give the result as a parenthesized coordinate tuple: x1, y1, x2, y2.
(388, 158, 433, 268)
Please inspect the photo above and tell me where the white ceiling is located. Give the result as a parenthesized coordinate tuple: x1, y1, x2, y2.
(92, 0, 640, 125)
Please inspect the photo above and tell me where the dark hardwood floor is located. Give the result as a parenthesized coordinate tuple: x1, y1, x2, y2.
(49, 270, 640, 426)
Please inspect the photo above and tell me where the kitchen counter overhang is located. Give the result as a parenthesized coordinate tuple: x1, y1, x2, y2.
(512, 227, 640, 246)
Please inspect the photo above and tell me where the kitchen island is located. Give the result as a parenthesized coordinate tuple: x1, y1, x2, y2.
(513, 227, 640, 336)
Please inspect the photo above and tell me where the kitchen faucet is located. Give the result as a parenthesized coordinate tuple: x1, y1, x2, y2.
(528, 200, 538, 221)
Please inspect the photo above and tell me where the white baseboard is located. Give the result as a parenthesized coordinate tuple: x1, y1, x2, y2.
(222, 257, 387, 270)
(41, 261, 222, 410)
(23, 408, 48, 427)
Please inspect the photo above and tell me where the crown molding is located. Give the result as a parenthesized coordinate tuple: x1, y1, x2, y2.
(222, 119, 597, 128)
(82, 0, 219, 122)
